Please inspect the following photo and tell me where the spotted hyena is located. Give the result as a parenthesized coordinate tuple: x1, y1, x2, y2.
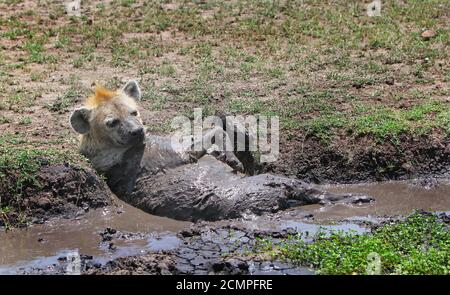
(70, 80, 372, 221)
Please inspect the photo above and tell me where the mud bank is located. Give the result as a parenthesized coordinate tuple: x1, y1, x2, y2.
(17, 222, 337, 275)
(19, 210, 449, 275)
(2, 176, 450, 274)
(263, 135, 450, 184)
(0, 164, 112, 228)
(0, 196, 188, 267)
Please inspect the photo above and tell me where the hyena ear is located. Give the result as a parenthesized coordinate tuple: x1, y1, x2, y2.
(122, 80, 141, 101)
(70, 107, 92, 134)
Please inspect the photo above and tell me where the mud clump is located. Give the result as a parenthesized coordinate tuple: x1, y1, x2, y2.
(409, 177, 440, 190)
(86, 253, 177, 275)
(0, 164, 112, 227)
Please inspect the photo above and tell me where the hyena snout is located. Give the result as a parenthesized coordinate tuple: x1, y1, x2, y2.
(119, 119, 145, 145)
(129, 127, 144, 139)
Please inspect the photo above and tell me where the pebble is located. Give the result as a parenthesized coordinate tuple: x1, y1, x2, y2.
(421, 30, 436, 40)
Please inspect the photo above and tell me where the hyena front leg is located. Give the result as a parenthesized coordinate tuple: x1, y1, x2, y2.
(189, 126, 245, 172)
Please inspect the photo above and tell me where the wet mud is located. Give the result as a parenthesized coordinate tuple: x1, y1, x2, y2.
(1, 177, 449, 275)
(0, 164, 112, 227)
(263, 136, 450, 184)
(0, 197, 188, 268)
(14, 222, 324, 275)
(305, 178, 450, 221)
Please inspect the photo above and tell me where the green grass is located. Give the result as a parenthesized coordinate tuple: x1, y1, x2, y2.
(255, 212, 450, 275)
(23, 41, 57, 64)
(0, 92, 35, 113)
(0, 137, 55, 226)
(298, 101, 450, 143)
(224, 97, 449, 143)
(0, 133, 89, 227)
(158, 60, 176, 77)
(18, 116, 32, 125)
(0, 115, 10, 124)
(47, 86, 83, 112)
(0, 0, 448, 150)
(0, 134, 85, 210)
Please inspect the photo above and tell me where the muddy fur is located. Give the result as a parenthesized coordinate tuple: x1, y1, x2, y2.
(70, 81, 372, 222)
(121, 152, 370, 221)
(96, 130, 372, 222)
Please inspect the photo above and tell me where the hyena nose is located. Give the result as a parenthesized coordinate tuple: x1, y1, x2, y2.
(130, 127, 144, 138)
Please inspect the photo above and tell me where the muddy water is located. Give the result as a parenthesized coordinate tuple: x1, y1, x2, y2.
(0, 197, 189, 271)
(306, 179, 450, 222)
(1, 178, 449, 273)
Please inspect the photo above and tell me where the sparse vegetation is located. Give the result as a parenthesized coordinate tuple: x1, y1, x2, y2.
(47, 85, 83, 112)
(0, 0, 447, 143)
(0, 133, 87, 227)
(0, 1, 447, 207)
(0, 133, 83, 196)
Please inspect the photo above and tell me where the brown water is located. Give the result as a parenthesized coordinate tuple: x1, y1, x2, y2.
(1, 178, 449, 273)
(0, 197, 189, 271)
(305, 179, 450, 222)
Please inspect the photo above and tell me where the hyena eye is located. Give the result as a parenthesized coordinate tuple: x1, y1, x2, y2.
(130, 110, 138, 116)
(105, 118, 120, 128)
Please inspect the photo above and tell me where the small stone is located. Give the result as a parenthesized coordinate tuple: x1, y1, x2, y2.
(211, 262, 225, 272)
(421, 30, 435, 40)
(179, 229, 194, 237)
(36, 197, 51, 209)
(102, 235, 112, 242)
(401, 163, 412, 171)
(176, 263, 194, 274)
(64, 0, 81, 17)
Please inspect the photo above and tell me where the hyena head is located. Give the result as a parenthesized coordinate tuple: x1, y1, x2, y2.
(69, 80, 145, 172)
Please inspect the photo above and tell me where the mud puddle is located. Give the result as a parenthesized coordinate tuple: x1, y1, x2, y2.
(1, 178, 449, 274)
(0, 197, 189, 273)
(305, 178, 450, 222)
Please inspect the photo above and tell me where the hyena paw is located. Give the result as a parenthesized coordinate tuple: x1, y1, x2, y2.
(319, 193, 374, 205)
(342, 194, 374, 205)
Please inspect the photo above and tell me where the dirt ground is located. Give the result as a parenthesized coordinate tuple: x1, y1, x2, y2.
(0, 1, 449, 223)
(0, 163, 112, 227)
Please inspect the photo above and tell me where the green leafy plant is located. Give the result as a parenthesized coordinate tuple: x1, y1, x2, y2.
(255, 212, 450, 275)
